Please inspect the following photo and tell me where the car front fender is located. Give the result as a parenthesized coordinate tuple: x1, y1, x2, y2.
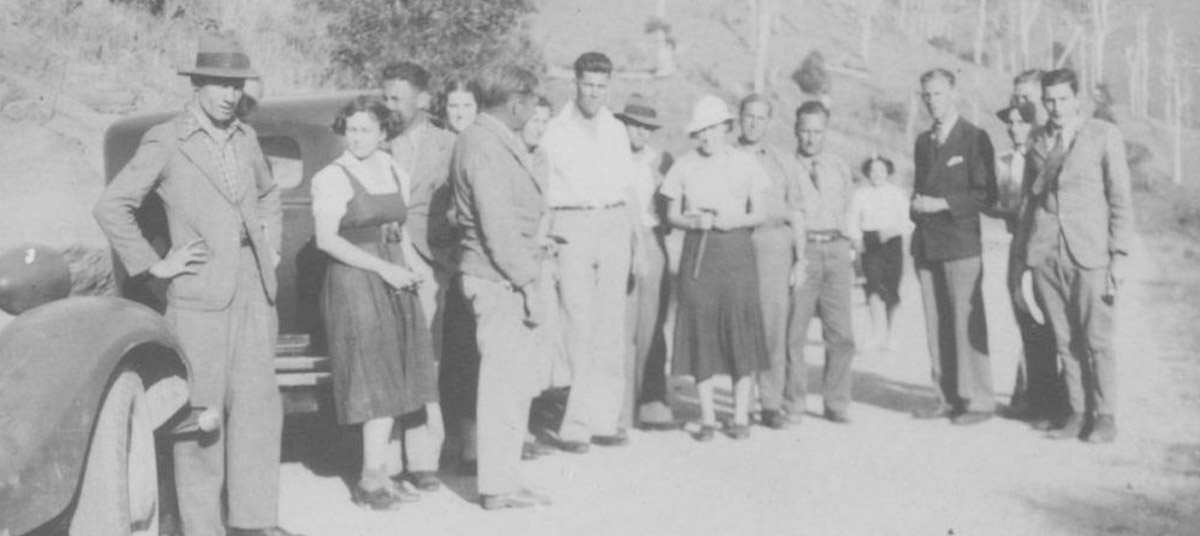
(0, 296, 190, 535)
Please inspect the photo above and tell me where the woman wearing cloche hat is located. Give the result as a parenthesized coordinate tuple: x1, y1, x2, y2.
(659, 95, 771, 442)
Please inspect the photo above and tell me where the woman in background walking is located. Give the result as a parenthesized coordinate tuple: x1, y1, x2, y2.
(848, 156, 911, 352)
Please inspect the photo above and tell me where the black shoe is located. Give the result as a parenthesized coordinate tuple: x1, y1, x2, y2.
(544, 434, 590, 454)
(590, 429, 629, 447)
(350, 484, 407, 511)
(724, 423, 751, 440)
(951, 411, 993, 426)
(480, 488, 551, 510)
(402, 471, 442, 492)
(690, 424, 717, 442)
(1085, 414, 1117, 444)
(1046, 414, 1086, 440)
(823, 409, 852, 424)
(913, 405, 953, 420)
(228, 528, 305, 536)
(1029, 418, 1055, 431)
(760, 409, 789, 430)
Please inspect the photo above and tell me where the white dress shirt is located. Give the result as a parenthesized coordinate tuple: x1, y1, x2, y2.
(541, 102, 636, 209)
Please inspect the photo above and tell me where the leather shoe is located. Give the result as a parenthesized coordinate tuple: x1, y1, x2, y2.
(402, 471, 442, 492)
(690, 424, 717, 442)
(760, 409, 789, 430)
(1028, 418, 1055, 432)
(350, 484, 406, 511)
(590, 429, 629, 447)
(912, 405, 953, 420)
(480, 488, 551, 510)
(951, 411, 993, 426)
(1085, 414, 1117, 444)
(228, 527, 305, 536)
(1046, 414, 1086, 440)
(823, 409, 852, 424)
(544, 434, 590, 454)
(724, 423, 751, 440)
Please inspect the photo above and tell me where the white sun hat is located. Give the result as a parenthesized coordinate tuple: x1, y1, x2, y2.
(685, 95, 734, 135)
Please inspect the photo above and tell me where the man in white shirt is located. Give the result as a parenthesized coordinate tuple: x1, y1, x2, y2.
(540, 52, 645, 451)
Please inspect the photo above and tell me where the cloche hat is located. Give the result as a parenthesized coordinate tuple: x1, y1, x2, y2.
(685, 95, 733, 135)
(178, 33, 259, 79)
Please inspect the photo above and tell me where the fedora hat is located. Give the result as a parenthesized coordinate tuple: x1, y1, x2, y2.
(178, 33, 259, 79)
(615, 93, 662, 130)
(685, 95, 733, 134)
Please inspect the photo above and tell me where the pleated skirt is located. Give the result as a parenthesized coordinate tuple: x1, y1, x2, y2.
(320, 241, 438, 425)
(672, 228, 768, 381)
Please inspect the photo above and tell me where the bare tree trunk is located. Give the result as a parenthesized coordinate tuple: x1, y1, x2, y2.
(973, 0, 988, 66)
(1090, 0, 1110, 82)
(1136, 13, 1150, 117)
(1017, 0, 1042, 71)
(1124, 46, 1139, 114)
(1163, 27, 1182, 184)
(753, 0, 775, 93)
(860, 0, 881, 63)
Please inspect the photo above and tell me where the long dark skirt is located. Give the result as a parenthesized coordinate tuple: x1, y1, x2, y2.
(672, 228, 768, 382)
(862, 231, 903, 306)
(320, 242, 438, 425)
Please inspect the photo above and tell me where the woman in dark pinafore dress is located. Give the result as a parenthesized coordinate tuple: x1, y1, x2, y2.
(311, 97, 437, 510)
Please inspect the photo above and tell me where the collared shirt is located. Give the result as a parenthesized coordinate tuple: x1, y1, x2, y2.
(994, 146, 1026, 214)
(310, 150, 409, 221)
(740, 142, 803, 225)
(660, 145, 770, 218)
(389, 115, 431, 187)
(186, 103, 244, 199)
(630, 146, 668, 227)
(933, 113, 960, 146)
(1046, 117, 1081, 150)
(541, 102, 635, 208)
(796, 151, 854, 233)
(847, 181, 912, 242)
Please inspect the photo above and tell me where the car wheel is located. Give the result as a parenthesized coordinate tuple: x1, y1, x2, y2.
(68, 369, 159, 536)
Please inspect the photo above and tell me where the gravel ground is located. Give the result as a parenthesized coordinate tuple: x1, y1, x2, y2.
(272, 221, 1200, 536)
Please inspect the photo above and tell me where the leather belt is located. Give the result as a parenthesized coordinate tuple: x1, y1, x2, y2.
(806, 230, 844, 243)
(552, 201, 626, 212)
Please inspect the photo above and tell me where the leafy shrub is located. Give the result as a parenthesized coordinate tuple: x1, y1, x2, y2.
(792, 50, 830, 95)
(309, 0, 543, 87)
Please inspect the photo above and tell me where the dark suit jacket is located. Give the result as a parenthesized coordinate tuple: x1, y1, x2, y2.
(1014, 118, 1133, 270)
(94, 109, 282, 310)
(910, 116, 997, 263)
(451, 113, 547, 288)
(394, 121, 457, 269)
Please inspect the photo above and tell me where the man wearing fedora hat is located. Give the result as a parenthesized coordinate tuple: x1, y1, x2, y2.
(614, 93, 679, 431)
(95, 33, 299, 536)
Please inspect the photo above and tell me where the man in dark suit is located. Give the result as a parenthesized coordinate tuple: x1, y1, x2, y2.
(1013, 68, 1133, 443)
(450, 65, 554, 509)
(94, 33, 298, 536)
(380, 61, 455, 492)
(910, 68, 998, 425)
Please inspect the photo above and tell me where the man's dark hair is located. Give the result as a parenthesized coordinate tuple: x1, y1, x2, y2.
(739, 93, 773, 116)
(331, 96, 401, 139)
(380, 61, 431, 91)
(920, 68, 957, 88)
(795, 100, 830, 121)
(477, 65, 539, 109)
(574, 51, 613, 78)
(1041, 68, 1080, 95)
(861, 156, 895, 177)
(1013, 69, 1044, 87)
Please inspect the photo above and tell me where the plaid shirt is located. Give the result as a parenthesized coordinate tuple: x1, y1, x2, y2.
(186, 104, 245, 199)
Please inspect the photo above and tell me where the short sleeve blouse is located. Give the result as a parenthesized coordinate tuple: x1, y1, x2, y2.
(310, 150, 408, 221)
(659, 147, 770, 217)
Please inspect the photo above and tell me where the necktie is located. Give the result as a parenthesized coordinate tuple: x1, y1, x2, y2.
(808, 159, 821, 191)
(932, 120, 943, 145)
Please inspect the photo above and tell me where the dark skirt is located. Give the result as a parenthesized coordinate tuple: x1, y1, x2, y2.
(862, 231, 903, 306)
(320, 241, 438, 425)
(672, 228, 768, 381)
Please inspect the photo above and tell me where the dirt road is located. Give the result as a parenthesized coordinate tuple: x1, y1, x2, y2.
(271, 222, 1200, 536)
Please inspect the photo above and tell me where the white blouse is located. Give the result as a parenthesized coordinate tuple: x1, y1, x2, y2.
(659, 146, 770, 219)
(310, 150, 411, 222)
(846, 181, 913, 242)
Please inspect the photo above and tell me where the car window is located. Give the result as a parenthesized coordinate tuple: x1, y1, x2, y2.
(260, 136, 303, 190)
